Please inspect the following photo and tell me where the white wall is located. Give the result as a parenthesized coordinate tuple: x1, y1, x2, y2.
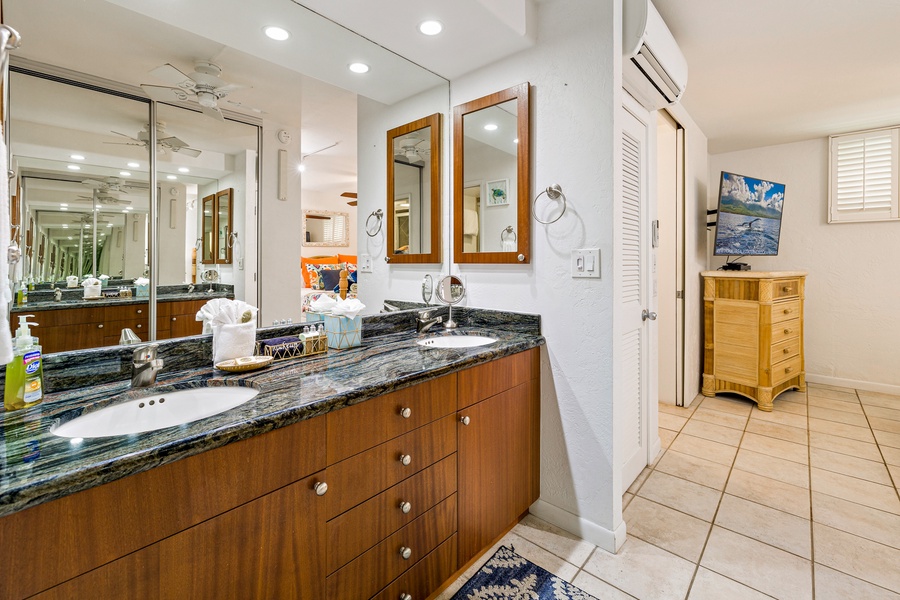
(157, 182, 187, 285)
(710, 138, 900, 392)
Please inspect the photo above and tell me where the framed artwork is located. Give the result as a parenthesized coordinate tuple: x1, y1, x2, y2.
(486, 179, 509, 206)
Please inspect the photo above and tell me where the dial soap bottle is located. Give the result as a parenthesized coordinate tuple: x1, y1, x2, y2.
(4, 315, 45, 410)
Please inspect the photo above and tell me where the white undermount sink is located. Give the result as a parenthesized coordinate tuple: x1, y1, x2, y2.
(417, 335, 497, 349)
(51, 386, 259, 439)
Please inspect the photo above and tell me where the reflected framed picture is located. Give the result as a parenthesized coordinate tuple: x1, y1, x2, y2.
(486, 179, 509, 206)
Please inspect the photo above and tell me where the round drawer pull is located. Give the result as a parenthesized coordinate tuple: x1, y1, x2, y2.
(137, 309, 143, 314)
(783, 308, 793, 314)
(399, 501, 412, 514)
(97, 324, 104, 329)
(784, 328, 793, 335)
(400, 546, 412, 560)
(137, 324, 142, 329)
(782, 286, 791, 292)
(785, 366, 793, 374)
(783, 348, 790, 354)
(400, 594, 412, 600)
(460, 415, 471, 426)
(399, 454, 412, 467)
(172, 317, 177, 321)
(314, 481, 328, 496)
(400, 407, 412, 419)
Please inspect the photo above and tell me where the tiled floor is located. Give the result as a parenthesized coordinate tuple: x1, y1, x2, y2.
(438, 384, 900, 599)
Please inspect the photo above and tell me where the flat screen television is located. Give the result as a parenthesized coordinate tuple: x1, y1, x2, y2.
(713, 171, 786, 258)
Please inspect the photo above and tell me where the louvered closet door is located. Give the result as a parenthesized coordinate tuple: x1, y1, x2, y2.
(617, 106, 651, 492)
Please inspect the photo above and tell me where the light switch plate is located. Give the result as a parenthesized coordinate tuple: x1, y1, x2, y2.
(359, 254, 373, 273)
(571, 248, 601, 279)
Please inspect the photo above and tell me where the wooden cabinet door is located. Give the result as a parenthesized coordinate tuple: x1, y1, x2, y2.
(457, 381, 534, 566)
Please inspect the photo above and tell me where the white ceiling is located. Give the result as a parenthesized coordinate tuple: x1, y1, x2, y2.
(653, 0, 900, 154)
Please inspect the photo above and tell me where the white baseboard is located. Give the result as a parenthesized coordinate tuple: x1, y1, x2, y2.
(529, 499, 627, 553)
(806, 373, 900, 396)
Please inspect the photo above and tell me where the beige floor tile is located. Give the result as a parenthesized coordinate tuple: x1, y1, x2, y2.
(637, 470, 722, 521)
(688, 567, 773, 600)
(655, 449, 731, 491)
(626, 467, 652, 495)
(814, 523, 900, 592)
(814, 564, 900, 600)
(740, 432, 809, 465)
(650, 447, 665, 468)
(809, 395, 864, 414)
(623, 492, 634, 510)
(715, 493, 811, 559)
(750, 408, 808, 429)
(624, 496, 712, 562)
(570, 571, 637, 600)
(700, 526, 812, 600)
(874, 428, 900, 449)
(778, 390, 808, 405)
(668, 433, 738, 467)
(809, 405, 869, 427)
(809, 382, 856, 393)
(809, 430, 883, 462)
(870, 416, 900, 434)
(581, 537, 695, 600)
(807, 386, 859, 403)
(726, 469, 810, 518)
(812, 492, 900, 551)
(809, 417, 875, 443)
(433, 574, 468, 599)
(864, 404, 900, 423)
(889, 463, 900, 486)
(681, 419, 744, 446)
(857, 390, 900, 409)
(773, 399, 808, 416)
(811, 468, 900, 515)
(659, 411, 688, 432)
(810, 446, 893, 486)
(700, 395, 755, 416)
(734, 448, 809, 489)
(691, 406, 748, 430)
(513, 514, 596, 568)
(659, 402, 696, 417)
(745, 418, 808, 445)
(470, 532, 580, 583)
(884, 446, 900, 467)
(659, 428, 677, 450)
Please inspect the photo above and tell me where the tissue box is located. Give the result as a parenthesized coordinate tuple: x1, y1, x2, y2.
(135, 283, 149, 298)
(305, 311, 325, 323)
(324, 314, 361, 349)
(83, 283, 101, 299)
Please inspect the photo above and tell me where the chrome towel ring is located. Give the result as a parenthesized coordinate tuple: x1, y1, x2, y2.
(533, 184, 567, 225)
(365, 209, 383, 237)
(500, 226, 517, 243)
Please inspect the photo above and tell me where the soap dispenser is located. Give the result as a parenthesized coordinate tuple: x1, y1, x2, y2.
(4, 315, 45, 411)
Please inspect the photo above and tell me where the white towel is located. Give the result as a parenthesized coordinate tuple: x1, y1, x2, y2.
(212, 321, 257, 364)
(502, 239, 516, 252)
(0, 123, 13, 364)
(463, 208, 479, 236)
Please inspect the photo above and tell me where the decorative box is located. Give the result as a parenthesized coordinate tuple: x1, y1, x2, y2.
(135, 283, 149, 298)
(305, 311, 326, 323)
(324, 314, 361, 349)
(255, 334, 327, 361)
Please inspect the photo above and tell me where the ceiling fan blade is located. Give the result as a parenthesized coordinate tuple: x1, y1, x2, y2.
(141, 84, 192, 103)
(173, 146, 202, 158)
(346, 200, 358, 207)
(226, 99, 266, 115)
(213, 83, 243, 98)
(150, 63, 196, 89)
(81, 179, 105, 188)
(110, 130, 144, 143)
(160, 135, 188, 149)
(340, 192, 357, 199)
(200, 104, 225, 122)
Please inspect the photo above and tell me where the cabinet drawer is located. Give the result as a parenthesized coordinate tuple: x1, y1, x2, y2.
(326, 415, 457, 520)
(326, 494, 456, 600)
(771, 337, 800, 362)
(327, 454, 457, 574)
(773, 278, 800, 299)
(771, 318, 801, 344)
(372, 534, 458, 600)
(771, 354, 803, 386)
(459, 348, 539, 410)
(327, 373, 457, 464)
(771, 299, 801, 323)
(102, 302, 150, 322)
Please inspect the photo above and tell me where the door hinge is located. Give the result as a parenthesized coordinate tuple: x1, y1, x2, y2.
(676, 290, 684, 299)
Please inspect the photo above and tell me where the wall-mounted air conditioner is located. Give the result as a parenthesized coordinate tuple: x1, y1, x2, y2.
(622, 0, 688, 111)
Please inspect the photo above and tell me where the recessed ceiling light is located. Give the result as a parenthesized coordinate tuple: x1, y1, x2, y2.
(122, 209, 128, 213)
(107, 223, 112, 227)
(126, 206, 133, 210)
(60, 207, 68, 211)
(264, 26, 290, 41)
(120, 171, 131, 177)
(349, 62, 369, 74)
(418, 20, 443, 35)
(484, 124, 498, 131)
(178, 167, 190, 173)
(67, 236, 73, 240)
(62, 224, 68, 228)
(70, 154, 85, 161)
(127, 162, 140, 168)
(60, 203, 68, 207)
(67, 164, 81, 170)
(95, 206, 102, 210)
(167, 175, 177, 180)
(298, 163, 306, 173)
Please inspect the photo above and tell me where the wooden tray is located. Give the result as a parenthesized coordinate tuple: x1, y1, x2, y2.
(215, 356, 274, 372)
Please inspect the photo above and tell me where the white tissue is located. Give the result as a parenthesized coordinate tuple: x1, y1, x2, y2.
(134, 277, 150, 286)
(82, 277, 100, 287)
(309, 295, 338, 313)
(196, 298, 259, 334)
(99, 274, 110, 280)
(212, 322, 256, 364)
(331, 297, 365, 319)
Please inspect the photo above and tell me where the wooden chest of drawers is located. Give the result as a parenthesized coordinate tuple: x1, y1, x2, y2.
(702, 271, 807, 411)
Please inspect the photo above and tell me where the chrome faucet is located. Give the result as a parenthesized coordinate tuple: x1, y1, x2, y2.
(187, 283, 195, 293)
(416, 309, 443, 334)
(132, 344, 164, 388)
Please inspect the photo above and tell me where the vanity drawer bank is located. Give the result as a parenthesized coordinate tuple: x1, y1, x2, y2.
(0, 324, 542, 599)
(702, 271, 807, 411)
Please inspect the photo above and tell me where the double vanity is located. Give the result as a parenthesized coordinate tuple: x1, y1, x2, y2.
(0, 310, 543, 600)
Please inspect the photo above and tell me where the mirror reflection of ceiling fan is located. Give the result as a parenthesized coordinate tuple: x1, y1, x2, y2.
(75, 193, 132, 206)
(140, 61, 262, 122)
(340, 192, 357, 206)
(393, 138, 430, 166)
(106, 122, 202, 158)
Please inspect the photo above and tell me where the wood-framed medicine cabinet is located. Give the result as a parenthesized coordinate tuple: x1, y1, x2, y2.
(201, 187, 233, 265)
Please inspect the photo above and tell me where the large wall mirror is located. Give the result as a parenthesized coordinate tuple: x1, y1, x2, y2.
(386, 113, 441, 264)
(453, 83, 531, 264)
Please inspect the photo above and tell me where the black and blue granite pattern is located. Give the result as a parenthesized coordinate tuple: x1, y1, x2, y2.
(11, 284, 234, 314)
(0, 308, 542, 517)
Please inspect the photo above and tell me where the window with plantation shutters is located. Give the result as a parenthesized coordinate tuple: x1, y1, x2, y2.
(829, 128, 900, 223)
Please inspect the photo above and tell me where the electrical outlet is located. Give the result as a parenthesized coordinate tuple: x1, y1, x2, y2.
(359, 254, 373, 273)
(571, 248, 601, 279)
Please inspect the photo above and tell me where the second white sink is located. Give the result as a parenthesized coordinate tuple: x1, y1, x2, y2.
(51, 386, 259, 439)
(417, 335, 497, 349)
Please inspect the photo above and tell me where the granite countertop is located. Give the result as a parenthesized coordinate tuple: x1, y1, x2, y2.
(11, 291, 233, 313)
(0, 326, 544, 517)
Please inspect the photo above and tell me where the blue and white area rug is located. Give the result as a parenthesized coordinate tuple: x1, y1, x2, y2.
(452, 545, 599, 599)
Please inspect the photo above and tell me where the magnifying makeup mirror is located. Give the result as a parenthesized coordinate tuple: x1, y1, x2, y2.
(436, 275, 465, 329)
(422, 274, 434, 305)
